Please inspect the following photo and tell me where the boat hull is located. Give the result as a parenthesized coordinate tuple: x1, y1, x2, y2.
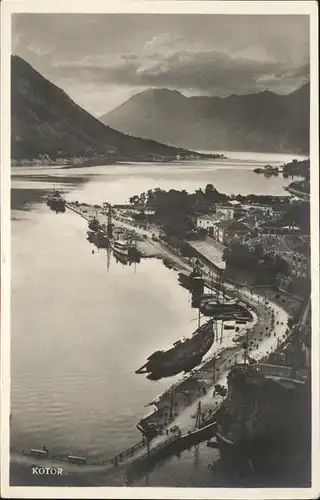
(110, 242, 129, 256)
(87, 231, 109, 249)
(145, 353, 205, 380)
(47, 197, 66, 212)
(136, 320, 214, 379)
(199, 302, 253, 321)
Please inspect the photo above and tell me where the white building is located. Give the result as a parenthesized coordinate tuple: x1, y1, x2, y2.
(196, 213, 225, 230)
(215, 205, 235, 220)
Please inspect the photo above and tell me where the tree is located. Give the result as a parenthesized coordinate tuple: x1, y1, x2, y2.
(214, 384, 228, 397)
(139, 192, 147, 204)
(205, 183, 215, 195)
(129, 195, 139, 205)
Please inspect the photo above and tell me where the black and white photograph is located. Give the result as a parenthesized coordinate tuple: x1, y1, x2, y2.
(1, 1, 319, 498)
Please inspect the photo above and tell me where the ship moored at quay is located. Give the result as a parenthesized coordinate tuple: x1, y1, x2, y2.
(40, 192, 310, 485)
(46, 190, 66, 212)
(135, 319, 215, 380)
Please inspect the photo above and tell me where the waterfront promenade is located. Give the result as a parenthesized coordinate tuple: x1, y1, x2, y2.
(12, 272, 291, 484)
(10, 201, 294, 483)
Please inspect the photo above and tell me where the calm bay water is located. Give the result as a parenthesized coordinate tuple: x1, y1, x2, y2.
(10, 152, 303, 484)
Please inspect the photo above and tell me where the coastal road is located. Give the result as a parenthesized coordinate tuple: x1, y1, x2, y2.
(25, 202, 291, 482)
(157, 292, 289, 436)
(10, 288, 290, 484)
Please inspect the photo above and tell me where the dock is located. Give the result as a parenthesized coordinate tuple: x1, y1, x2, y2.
(25, 199, 293, 483)
(15, 285, 291, 484)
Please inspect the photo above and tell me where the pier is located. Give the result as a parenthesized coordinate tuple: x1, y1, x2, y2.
(14, 290, 292, 484)
(24, 198, 295, 483)
(125, 418, 221, 484)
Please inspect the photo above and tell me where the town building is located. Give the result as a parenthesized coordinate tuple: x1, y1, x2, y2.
(269, 203, 293, 220)
(196, 202, 238, 234)
(244, 235, 310, 281)
(212, 219, 252, 246)
(215, 204, 235, 220)
(196, 213, 225, 233)
(238, 210, 272, 231)
(241, 203, 273, 215)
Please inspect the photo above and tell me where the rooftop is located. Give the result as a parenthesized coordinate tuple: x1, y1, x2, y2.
(215, 203, 235, 210)
(245, 234, 310, 255)
(215, 219, 251, 232)
(197, 213, 224, 223)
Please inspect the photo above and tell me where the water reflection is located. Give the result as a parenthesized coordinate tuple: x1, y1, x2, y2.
(10, 157, 303, 487)
(11, 187, 51, 211)
(12, 174, 90, 185)
(133, 441, 310, 488)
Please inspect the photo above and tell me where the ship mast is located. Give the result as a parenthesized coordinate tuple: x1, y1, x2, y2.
(195, 401, 202, 429)
(212, 353, 216, 382)
(243, 326, 249, 366)
(106, 245, 111, 272)
(107, 204, 113, 239)
(197, 308, 201, 329)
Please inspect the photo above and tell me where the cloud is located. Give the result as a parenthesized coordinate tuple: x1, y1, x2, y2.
(11, 15, 310, 114)
(50, 34, 309, 96)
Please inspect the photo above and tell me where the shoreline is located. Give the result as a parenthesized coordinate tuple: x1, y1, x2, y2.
(9, 198, 305, 484)
(11, 154, 226, 169)
(10, 278, 295, 482)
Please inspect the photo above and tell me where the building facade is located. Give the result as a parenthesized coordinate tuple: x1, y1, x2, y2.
(245, 235, 310, 281)
(196, 213, 226, 233)
(212, 219, 252, 245)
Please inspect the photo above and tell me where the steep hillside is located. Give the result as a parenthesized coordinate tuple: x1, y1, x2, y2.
(102, 85, 309, 154)
(11, 56, 205, 162)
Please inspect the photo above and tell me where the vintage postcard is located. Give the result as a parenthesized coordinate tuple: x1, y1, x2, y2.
(1, 0, 319, 498)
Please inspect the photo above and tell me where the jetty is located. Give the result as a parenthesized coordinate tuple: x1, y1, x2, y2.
(23, 198, 294, 483)
(15, 284, 292, 484)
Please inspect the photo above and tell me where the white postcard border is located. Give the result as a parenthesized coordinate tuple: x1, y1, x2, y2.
(1, 1, 319, 499)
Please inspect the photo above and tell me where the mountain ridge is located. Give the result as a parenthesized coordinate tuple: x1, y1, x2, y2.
(11, 55, 214, 163)
(101, 83, 310, 154)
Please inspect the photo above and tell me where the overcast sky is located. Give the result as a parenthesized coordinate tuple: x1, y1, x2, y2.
(12, 14, 309, 117)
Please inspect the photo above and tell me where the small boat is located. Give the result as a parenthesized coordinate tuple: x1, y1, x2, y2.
(46, 190, 66, 212)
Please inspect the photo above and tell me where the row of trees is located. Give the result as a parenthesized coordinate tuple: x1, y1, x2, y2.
(282, 159, 310, 179)
(129, 185, 229, 242)
(128, 184, 309, 243)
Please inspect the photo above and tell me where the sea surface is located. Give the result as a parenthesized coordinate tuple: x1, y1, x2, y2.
(10, 152, 305, 486)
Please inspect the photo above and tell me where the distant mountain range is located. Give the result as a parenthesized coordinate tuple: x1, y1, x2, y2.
(11, 56, 213, 163)
(101, 84, 310, 154)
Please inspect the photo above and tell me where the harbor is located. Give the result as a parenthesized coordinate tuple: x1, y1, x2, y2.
(10, 150, 311, 488)
(5, 8, 314, 493)
(11, 190, 302, 484)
